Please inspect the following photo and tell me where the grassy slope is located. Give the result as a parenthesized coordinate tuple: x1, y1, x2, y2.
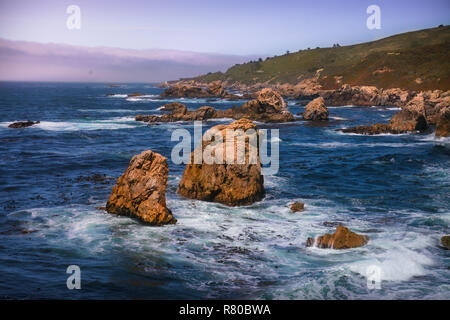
(193, 26, 450, 91)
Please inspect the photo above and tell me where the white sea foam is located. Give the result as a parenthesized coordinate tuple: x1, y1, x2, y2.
(0, 117, 145, 132)
(106, 94, 127, 98)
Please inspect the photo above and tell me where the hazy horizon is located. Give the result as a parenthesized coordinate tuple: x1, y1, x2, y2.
(0, 0, 449, 82)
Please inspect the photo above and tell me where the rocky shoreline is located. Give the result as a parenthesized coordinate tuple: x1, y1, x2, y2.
(153, 80, 450, 137)
(103, 80, 449, 249)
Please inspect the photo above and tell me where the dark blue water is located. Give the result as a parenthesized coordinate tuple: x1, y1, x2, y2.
(0, 82, 449, 299)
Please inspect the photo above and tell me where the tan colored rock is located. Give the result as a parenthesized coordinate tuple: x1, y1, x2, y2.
(306, 225, 369, 249)
(435, 107, 450, 137)
(290, 202, 305, 212)
(178, 119, 265, 206)
(160, 102, 188, 114)
(219, 88, 295, 123)
(441, 236, 450, 249)
(389, 109, 428, 132)
(303, 97, 329, 120)
(342, 109, 428, 135)
(106, 150, 176, 225)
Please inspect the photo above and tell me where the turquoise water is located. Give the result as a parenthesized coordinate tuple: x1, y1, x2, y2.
(0, 82, 449, 299)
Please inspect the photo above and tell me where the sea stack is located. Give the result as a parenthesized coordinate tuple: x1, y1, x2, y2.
(106, 150, 176, 225)
(178, 118, 265, 206)
(302, 97, 329, 121)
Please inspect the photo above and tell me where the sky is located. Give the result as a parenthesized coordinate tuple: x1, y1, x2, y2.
(0, 0, 448, 82)
(0, 0, 448, 55)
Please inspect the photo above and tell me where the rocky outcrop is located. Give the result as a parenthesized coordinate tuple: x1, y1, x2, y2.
(389, 109, 428, 132)
(137, 89, 295, 123)
(160, 83, 238, 99)
(306, 225, 369, 249)
(435, 107, 450, 137)
(290, 202, 305, 212)
(160, 102, 188, 113)
(178, 119, 265, 206)
(217, 88, 295, 123)
(342, 109, 428, 135)
(320, 85, 415, 107)
(161, 85, 210, 98)
(441, 236, 450, 249)
(136, 105, 216, 123)
(8, 120, 40, 128)
(302, 97, 329, 120)
(106, 150, 176, 225)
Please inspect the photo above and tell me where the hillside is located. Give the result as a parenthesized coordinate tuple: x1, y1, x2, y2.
(191, 26, 450, 91)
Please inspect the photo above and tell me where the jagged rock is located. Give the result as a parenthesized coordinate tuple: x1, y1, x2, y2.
(217, 88, 295, 123)
(306, 225, 369, 249)
(178, 119, 265, 206)
(8, 120, 40, 128)
(207, 82, 228, 97)
(290, 202, 305, 212)
(341, 124, 392, 135)
(441, 236, 450, 249)
(435, 107, 450, 137)
(137, 105, 216, 123)
(342, 109, 428, 135)
(161, 85, 211, 98)
(303, 97, 329, 120)
(389, 109, 428, 132)
(135, 114, 159, 122)
(137, 88, 295, 123)
(160, 102, 188, 114)
(106, 150, 176, 225)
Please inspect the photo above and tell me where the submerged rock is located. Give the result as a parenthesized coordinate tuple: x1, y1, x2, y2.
(8, 120, 40, 128)
(441, 236, 450, 249)
(306, 225, 369, 249)
(127, 92, 143, 97)
(106, 150, 176, 225)
(290, 202, 305, 212)
(302, 97, 329, 121)
(178, 119, 265, 206)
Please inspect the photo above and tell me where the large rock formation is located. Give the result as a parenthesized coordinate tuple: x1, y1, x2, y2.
(302, 97, 329, 120)
(160, 83, 238, 99)
(159, 102, 188, 113)
(137, 88, 295, 123)
(178, 119, 265, 206)
(136, 105, 216, 123)
(306, 225, 369, 249)
(435, 107, 450, 137)
(389, 109, 428, 132)
(217, 88, 295, 122)
(342, 109, 428, 135)
(106, 150, 176, 225)
(8, 120, 40, 128)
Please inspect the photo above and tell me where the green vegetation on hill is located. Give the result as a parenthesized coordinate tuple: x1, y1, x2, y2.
(192, 26, 450, 91)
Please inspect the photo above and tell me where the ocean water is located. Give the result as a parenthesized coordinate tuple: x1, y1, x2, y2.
(0, 82, 449, 299)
